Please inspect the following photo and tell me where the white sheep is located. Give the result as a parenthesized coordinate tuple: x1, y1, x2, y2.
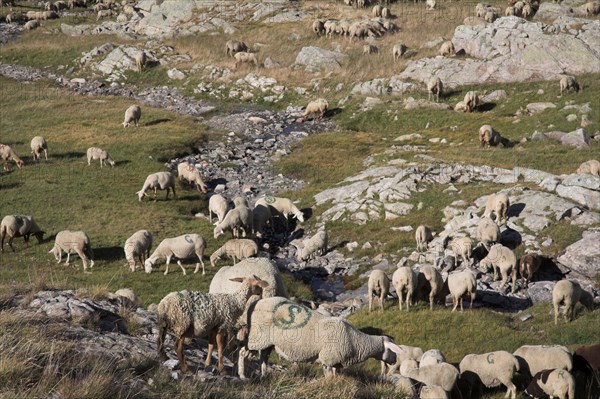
(177, 161, 208, 193)
(464, 91, 480, 112)
(255, 196, 304, 231)
(559, 76, 580, 96)
(439, 41, 455, 57)
(420, 349, 446, 367)
(552, 280, 594, 324)
(484, 10, 498, 23)
(24, 19, 40, 30)
(49, 230, 94, 271)
(513, 345, 572, 377)
(238, 296, 404, 379)
(385, 345, 424, 374)
(576, 160, 599, 176)
(450, 236, 472, 266)
(0, 215, 45, 253)
(517, 253, 542, 289)
(209, 257, 288, 298)
(400, 359, 460, 394)
(213, 207, 253, 239)
(30, 136, 48, 161)
(135, 51, 146, 73)
(479, 125, 504, 148)
(426, 0, 436, 10)
(302, 98, 328, 122)
(381, 7, 391, 18)
(392, 43, 407, 61)
(122, 104, 141, 128)
(292, 229, 328, 261)
(392, 266, 416, 311)
(363, 44, 379, 55)
(427, 77, 443, 103)
(420, 385, 449, 399)
(372, 4, 382, 17)
(521, 3, 533, 19)
(124, 229, 152, 272)
(136, 171, 176, 201)
(505, 6, 516, 16)
(252, 203, 271, 238)
(584, 1, 600, 15)
(312, 19, 325, 36)
(0, 143, 25, 171)
(144, 234, 206, 275)
(157, 276, 269, 374)
(525, 369, 576, 399)
(476, 216, 500, 251)
(479, 243, 517, 292)
(210, 239, 258, 267)
(415, 225, 433, 252)
(87, 147, 115, 168)
(416, 265, 444, 310)
(368, 269, 390, 312)
(225, 39, 248, 57)
(234, 51, 258, 69)
(459, 351, 520, 399)
(447, 267, 478, 311)
(209, 194, 229, 225)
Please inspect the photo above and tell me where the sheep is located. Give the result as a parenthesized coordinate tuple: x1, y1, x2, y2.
(225, 40, 248, 57)
(476, 216, 500, 251)
(450, 236, 472, 266)
(392, 43, 407, 61)
(124, 229, 152, 272)
(420, 349, 446, 367)
(552, 280, 594, 324)
(447, 267, 478, 311)
(234, 51, 258, 69)
(464, 91, 480, 112)
(49, 230, 94, 271)
(367, 269, 390, 311)
(426, 0, 436, 10)
(255, 196, 305, 231)
(479, 124, 505, 148)
(301, 98, 328, 122)
(385, 345, 425, 374)
(86, 147, 115, 168)
(0, 215, 45, 253)
(30, 136, 48, 162)
(525, 369, 576, 399)
(572, 344, 600, 396)
(479, 243, 517, 292)
(392, 266, 416, 311)
(381, 7, 391, 18)
(420, 385, 449, 399)
(292, 229, 328, 261)
(484, 10, 498, 23)
(238, 296, 405, 379)
(584, 1, 600, 15)
(24, 19, 40, 31)
(136, 171, 176, 201)
(372, 4, 382, 16)
(576, 160, 600, 176)
(144, 234, 206, 275)
(0, 143, 24, 171)
(475, 3, 490, 17)
(213, 207, 253, 239)
(97, 9, 113, 20)
(484, 193, 511, 226)
(459, 351, 520, 399)
(415, 225, 433, 252)
(209, 257, 287, 298)
(521, 3, 533, 19)
(210, 239, 258, 267)
(559, 76, 580, 96)
(209, 194, 229, 225)
(135, 51, 146, 73)
(513, 345, 573, 378)
(427, 77, 443, 102)
(505, 6, 516, 15)
(416, 265, 444, 310)
(252, 203, 271, 238)
(157, 276, 269, 374)
(312, 19, 325, 35)
(517, 253, 542, 289)
(439, 41, 455, 57)
(122, 104, 141, 128)
(176, 161, 208, 193)
(400, 359, 460, 394)
(363, 44, 378, 55)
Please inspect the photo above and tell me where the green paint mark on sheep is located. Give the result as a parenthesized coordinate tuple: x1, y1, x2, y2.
(272, 301, 312, 329)
(265, 196, 276, 204)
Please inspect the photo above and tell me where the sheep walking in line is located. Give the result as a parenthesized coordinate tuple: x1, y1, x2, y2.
(255, 196, 304, 232)
(399, 359, 460, 397)
(392, 43, 407, 61)
(448, 267, 478, 311)
(209, 194, 229, 225)
(513, 345, 572, 378)
(415, 225, 433, 252)
(525, 369, 576, 399)
(459, 351, 520, 399)
(0, 143, 25, 171)
(213, 207, 253, 239)
(0, 215, 45, 253)
(87, 147, 115, 168)
(392, 266, 416, 311)
(368, 269, 390, 312)
(312, 19, 325, 35)
(238, 296, 405, 379)
(292, 229, 328, 261)
(209, 258, 287, 298)
(225, 39, 248, 57)
(124, 230, 152, 272)
(157, 276, 269, 374)
(144, 234, 206, 275)
(137, 171, 176, 201)
(479, 244, 517, 292)
(49, 230, 94, 271)
(427, 77, 443, 102)
(576, 159, 599, 176)
(517, 253, 542, 289)
(234, 51, 259, 69)
(30, 136, 48, 161)
(476, 216, 500, 251)
(177, 161, 208, 193)
(552, 280, 594, 324)
(417, 265, 444, 310)
(210, 239, 258, 267)
(122, 104, 142, 128)
(135, 51, 146, 73)
(302, 98, 329, 122)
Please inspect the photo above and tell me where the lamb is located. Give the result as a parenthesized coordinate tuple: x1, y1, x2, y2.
(302, 98, 328, 122)
(399, 359, 460, 394)
(552, 280, 594, 324)
(450, 236, 472, 266)
(476, 216, 500, 251)
(513, 345, 572, 378)
(136, 171, 176, 201)
(385, 345, 424, 374)
(447, 267, 478, 311)
(144, 234, 206, 275)
(213, 207, 253, 239)
(24, 19, 40, 31)
(486, 193, 515, 229)
(517, 253, 542, 289)
(49, 230, 94, 271)
(464, 91, 480, 112)
(420, 349, 446, 367)
(363, 44, 378, 55)
(234, 51, 258, 68)
(479, 125, 506, 148)
(210, 239, 258, 267)
(292, 229, 328, 261)
(584, 1, 600, 15)
(0, 143, 24, 171)
(525, 369, 575, 399)
(122, 104, 141, 128)
(312, 19, 325, 35)
(135, 51, 146, 73)
(238, 296, 405, 379)
(439, 41, 455, 57)
(392, 266, 416, 311)
(392, 43, 407, 61)
(252, 203, 271, 238)
(576, 159, 599, 176)
(367, 269, 390, 312)
(459, 351, 520, 399)
(208, 194, 229, 225)
(479, 243, 517, 292)
(255, 196, 305, 231)
(86, 147, 115, 168)
(0, 215, 44, 253)
(415, 225, 433, 252)
(416, 265, 444, 310)
(124, 229, 152, 272)
(427, 77, 443, 102)
(209, 257, 287, 298)
(157, 276, 269, 374)
(225, 40, 248, 57)
(559, 76, 580, 95)
(176, 161, 208, 193)
(30, 136, 48, 161)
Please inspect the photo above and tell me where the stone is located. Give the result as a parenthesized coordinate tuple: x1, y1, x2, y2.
(556, 184, 600, 210)
(560, 128, 590, 148)
(526, 102, 557, 115)
(359, 97, 383, 111)
(295, 46, 348, 72)
(394, 133, 422, 142)
(566, 114, 578, 122)
(263, 57, 280, 69)
(531, 131, 546, 141)
(480, 90, 508, 102)
(167, 68, 185, 80)
(556, 228, 600, 282)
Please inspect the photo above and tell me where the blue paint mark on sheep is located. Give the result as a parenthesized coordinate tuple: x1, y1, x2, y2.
(272, 301, 312, 329)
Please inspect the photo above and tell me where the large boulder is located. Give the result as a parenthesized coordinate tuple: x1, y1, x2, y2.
(295, 46, 348, 72)
(556, 228, 600, 282)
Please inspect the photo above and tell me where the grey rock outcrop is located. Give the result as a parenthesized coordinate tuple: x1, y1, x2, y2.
(557, 228, 600, 282)
(295, 46, 348, 72)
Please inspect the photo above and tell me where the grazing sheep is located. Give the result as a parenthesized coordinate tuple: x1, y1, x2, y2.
(157, 276, 268, 374)
(225, 40, 248, 57)
(209, 194, 229, 225)
(368, 269, 390, 312)
(448, 267, 478, 311)
(476, 216, 500, 251)
(400, 359, 460, 394)
(238, 297, 405, 379)
(144, 234, 206, 275)
(135, 51, 146, 73)
(525, 369, 575, 399)
(124, 229, 152, 272)
(479, 124, 505, 148)
(459, 351, 520, 399)
(136, 171, 176, 201)
(385, 345, 424, 375)
(521, 3, 533, 19)
(292, 229, 328, 261)
(234, 51, 258, 68)
(439, 41, 455, 57)
(372, 4, 382, 16)
(49, 230, 94, 271)
(312, 19, 325, 35)
(177, 161, 208, 193)
(255, 196, 305, 231)
(450, 236, 472, 266)
(252, 203, 271, 238)
(30, 136, 48, 162)
(213, 207, 253, 239)
(464, 91, 480, 112)
(392, 266, 416, 311)
(24, 19, 40, 31)
(426, 0, 437, 10)
(0, 143, 24, 171)
(505, 6, 516, 16)
(392, 43, 407, 61)
(209, 257, 287, 298)
(484, 10, 498, 22)
(415, 225, 433, 252)
(381, 7, 391, 18)
(0, 215, 44, 253)
(97, 9, 113, 20)
(420, 349, 446, 367)
(210, 239, 258, 267)
(483, 192, 510, 225)
(552, 280, 594, 324)
(302, 98, 328, 122)
(576, 160, 600, 176)
(513, 345, 572, 378)
(584, 1, 600, 15)
(86, 147, 115, 168)
(427, 77, 443, 102)
(122, 104, 142, 128)
(517, 253, 542, 288)
(479, 244, 517, 292)
(559, 76, 580, 96)
(363, 44, 378, 55)
(416, 265, 444, 310)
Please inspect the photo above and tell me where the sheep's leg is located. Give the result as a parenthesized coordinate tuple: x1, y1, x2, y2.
(205, 331, 215, 367)
(176, 336, 189, 373)
(429, 292, 434, 310)
(65, 251, 71, 265)
(452, 296, 458, 312)
(8, 236, 15, 252)
(259, 347, 273, 377)
(398, 291, 403, 310)
(193, 253, 205, 275)
(164, 255, 171, 275)
(216, 332, 226, 375)
(238, 347, 249, 379)
(44, 149, 47, 161)
(369, 296, 373, 312)
(554, 301, 560, 325)
(75, 249, 89, 271)
(380, 293, 385, 311)
(469, 291, 476, 310)
(459, 296, 464, 312)
(176, 260, 186, 276)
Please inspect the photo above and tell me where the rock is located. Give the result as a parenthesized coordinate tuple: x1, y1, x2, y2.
(480, 90, 508, 102)
(560, 128, 590, 148)
(167, 68, 185, 80)
(556, 228, 600, 282)
(394, 133, 422, 142)
(266, 9, 310, 23)
(359, 97, 383, 111)
(262, 57, 280, 69)
(566, 114, 578, 122)
(295, 46, 348, 72)
(562, 174, 600, 191)
(61, 23, 94, 36)
(403, 97, 452, 110)
(556, 184, 600, 210)
(527, 281, 556, 304)
(531, 131, 546, 141)
(351, 78, 415, 96)
(526, 102, 557, 115)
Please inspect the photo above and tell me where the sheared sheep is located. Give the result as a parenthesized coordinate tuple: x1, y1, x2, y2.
(392, 266, 416, 311)
(439, 41, 455, 57)
(49, 230, 94, 271)
(525, 369, 575, 399)
(513, 345, 572, 378)
(427, 77, 443, 102)
(0, 143, 24, 171)
(87, 147, 115, 168)
(30, 136, 48, 161)
(124, 229, 152, 272)
(368, 269, 390, 312)
(213, 207, 253, 239)
(135, 51, 146, 73)
(449, 236, 472, 266)
(415, 225, 433, 252)
(517, 253, 542, 289)
(177, 161, 208, 193)
(448, 267, 478, 311)
(210, 239, 258, 267)
(302, 98, 328, 122)
(144, 234, 206, 275)
(209, 257, 287, 299)
(122, 104, 141, 128)
(459, 351, 520, 399)
(479, 243, 517, 292)
(476, 216, 500, 251)
(136, 171, 176, 201)
(400, 359, 460, 395)
(209, 194, 229, 225)
(255, 196, 304, 231)
(392, 43, 407, 61)
(0, 215, 45, 253)
(234, 51, 258, 68)
(292, 229, 328, 261)
(416, 265, 444, 310)
(552, 280, 594, 324)
(225, 40, 248, 57)
(576, 160, 599, 176)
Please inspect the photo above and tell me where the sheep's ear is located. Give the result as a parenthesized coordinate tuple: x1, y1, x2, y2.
(384, 341, 404, 355)
(230, 277, 244, 283)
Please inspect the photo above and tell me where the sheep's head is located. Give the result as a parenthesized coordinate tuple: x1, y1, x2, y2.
(33, 231, 45, 244)
(144, 259, 154, 273)
(381, 337, 405, 365)
(294, 211, 305, 223)
(210, 253, 220, 267)
(213, 227, 223, 240)
(108, 158, 115, 167)
(136, 190, 146, 201)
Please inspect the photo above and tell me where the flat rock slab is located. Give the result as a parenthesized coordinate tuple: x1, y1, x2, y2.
(557, 228, 600, 282)
(295, 46, 348, 72)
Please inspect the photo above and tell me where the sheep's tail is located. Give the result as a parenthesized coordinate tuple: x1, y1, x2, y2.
(157, 310, 169, 362)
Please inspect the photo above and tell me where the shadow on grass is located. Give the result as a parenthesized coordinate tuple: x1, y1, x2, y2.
(114, 160, 131, 167)
(478, 102, 496, 112)
(0, 181, 23, 190)
(53, 151, 86, 160)
(94, 246, 124, 262)
(144, 118, 172, 127)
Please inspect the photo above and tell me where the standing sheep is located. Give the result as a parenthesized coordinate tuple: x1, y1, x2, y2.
(157, 276, 269, 374)
(0, 143, 24, 171)
(144, 234, 206, 275)
(302, 98, 329, 122)
(464, 91, 480, 112)
(0, 215, 45, 253)
(517, 253, 542, 289)
(213, 207, 253, 239)
(459, 351, 520, 399)
(137, 171, 176, 201)
(427, 77, 443, 102)
(234, 51, 259, 69)
(484, 193, 511, 227)
(312, 19, 325, 35)
(291, 229, 328, 261)
(479, 125, 506, 148)
(49, 230, 94, 271)
(447, 267, 478, 311)
(381, 7, 391, 18)
(368, 269, 390, 312)
(439, 41, 455, 57)
(552, 280, 594, 324)
(476, 217, 500, 251)
(416, 265, 444, 310)
(479, 243, 517, 293)
(399, 359, 460, 395)
(30, 136, 48, 161)
(415, 225, 433, 252)
(363, 44, 379, 55)
(209, 257, 287, 299)
(392, 266, 416, 311)
(525, 369, 576, 399)
(255, 196, 304, 232)
(450, 236, 472, 266)
(392, 43, 408, 61)
(576, 160, 599, 176)
(225, 40, 248, 57)
(135, 51, 146, 73)
(122, 104, 142, 128)
(513, 345, 572, 378)
(209, 194, 229, 225)
(584, 1, 600, 15)
(177, 161, 208, 193)
(24, 19, 40, 31)
(372, 4, 382, 16)
(559, 76, 580, 95)
(124, 229, 152, 272)
(252, 203, 271, 238)
(87, 147, 115, 168)
(210, 239, 258, 267)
